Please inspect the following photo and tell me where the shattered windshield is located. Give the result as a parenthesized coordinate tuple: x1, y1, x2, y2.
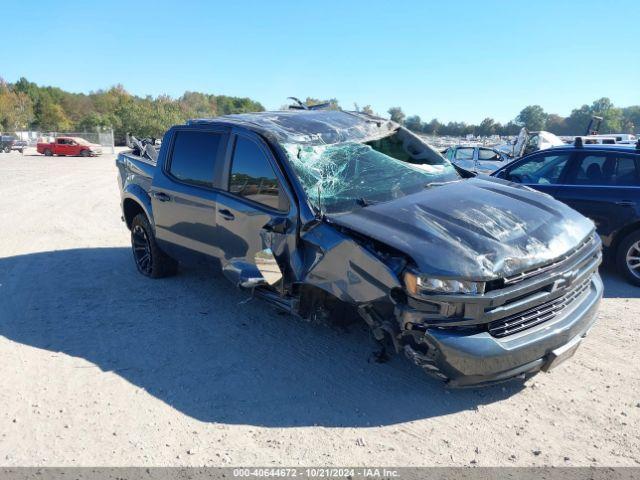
(285, 142, 461, 214)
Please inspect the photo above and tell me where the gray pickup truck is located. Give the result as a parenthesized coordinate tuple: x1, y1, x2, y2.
(116, 110, 603, 387)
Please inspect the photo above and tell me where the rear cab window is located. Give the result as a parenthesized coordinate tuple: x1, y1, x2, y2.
(168, 130, 225, 188)
(228, 136, 289, 211)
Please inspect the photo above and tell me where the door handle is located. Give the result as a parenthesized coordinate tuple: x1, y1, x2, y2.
(219, 208, 235, 220)
(152, 191, 171, 202)
(615, 201, 636, 207)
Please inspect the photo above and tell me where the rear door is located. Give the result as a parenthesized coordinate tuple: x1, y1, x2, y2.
(497, 150, 572, 197)
(214, 130, 298, 288)
(151, 127, 228, 259)
(553, 151, 640, 247)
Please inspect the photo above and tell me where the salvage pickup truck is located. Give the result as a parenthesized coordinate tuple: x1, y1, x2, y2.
(37, 136, 102, 156)
(116, 110, 602, 387)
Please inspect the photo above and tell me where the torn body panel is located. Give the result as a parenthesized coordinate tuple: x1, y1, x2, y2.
(118, 109, 603, 387)
(298, 222, 402, 304)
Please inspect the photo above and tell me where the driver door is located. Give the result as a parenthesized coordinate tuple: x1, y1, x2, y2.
(214, 130, 298, 289)
(56, 138, 72, 155)
(496, 151, 573, 197)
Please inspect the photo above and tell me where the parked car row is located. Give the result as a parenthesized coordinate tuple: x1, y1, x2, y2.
(116, 110, 604, 387)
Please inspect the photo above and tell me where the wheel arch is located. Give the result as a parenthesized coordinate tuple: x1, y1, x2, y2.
(122, 185, 154, 230)
(610, 221, 640, 257)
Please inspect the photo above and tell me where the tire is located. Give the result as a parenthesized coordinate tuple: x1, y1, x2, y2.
(616, 230, 640, 286)
(4, 147, 10, 153)
(130, 213, 177, 278)
(44, 149, 53, 156)
(80, 149, 90, 157)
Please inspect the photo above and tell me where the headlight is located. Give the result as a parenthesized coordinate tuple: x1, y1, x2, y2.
(404, 271, 485, 295)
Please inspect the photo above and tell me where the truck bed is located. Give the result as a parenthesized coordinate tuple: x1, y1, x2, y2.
(116, 150, 156, 194)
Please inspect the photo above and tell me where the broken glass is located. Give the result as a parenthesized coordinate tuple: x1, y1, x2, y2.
(284, 142, 460, 214)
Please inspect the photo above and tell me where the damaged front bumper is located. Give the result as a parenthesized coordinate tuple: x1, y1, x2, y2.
(396, 234, 603, 387)
(405, 273, 601, 387)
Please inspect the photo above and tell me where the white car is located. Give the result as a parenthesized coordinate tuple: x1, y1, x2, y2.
(443, 145, 510, 174)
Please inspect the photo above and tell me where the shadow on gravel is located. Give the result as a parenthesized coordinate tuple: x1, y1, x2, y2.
(2, 247, 626, 427)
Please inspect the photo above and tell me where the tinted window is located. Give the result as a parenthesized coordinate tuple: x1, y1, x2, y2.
(507, 153, 570, 185)
(569, 155, 639, 186)
(229, 137, 285, 210)
(169, 131, 222, 188)
(454, 148, 474, 160)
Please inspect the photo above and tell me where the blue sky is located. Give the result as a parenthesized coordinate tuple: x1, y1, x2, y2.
(1, 0, 638, 123)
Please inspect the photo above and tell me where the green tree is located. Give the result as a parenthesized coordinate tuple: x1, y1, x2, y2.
(622, 106, 640, 133)
(404, 115, 422, 132)
(36, 98, 72, 131)
(423, 118, 442, 135)
(545, 114, 568, 135)
(590, 97, 622, 133)
(0, 85, 34, 130)
(477, 117, 497, 136)
(516, 105, 547, 131)
(387, 106, 405, 124)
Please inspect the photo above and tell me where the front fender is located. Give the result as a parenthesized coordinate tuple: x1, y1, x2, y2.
(300, 223, 402, 304)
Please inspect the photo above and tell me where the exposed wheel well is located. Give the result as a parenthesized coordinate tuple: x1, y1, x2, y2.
(123, 199, 146, 230)
(294, 284, 360, 326)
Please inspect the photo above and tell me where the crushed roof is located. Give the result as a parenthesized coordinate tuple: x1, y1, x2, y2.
(188, 110, 398, 145)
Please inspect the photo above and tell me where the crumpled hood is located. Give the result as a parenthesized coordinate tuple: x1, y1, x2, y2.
(328, 178, 595, 280)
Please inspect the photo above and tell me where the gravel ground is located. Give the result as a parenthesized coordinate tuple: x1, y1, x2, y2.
(0, 150, 638, 467)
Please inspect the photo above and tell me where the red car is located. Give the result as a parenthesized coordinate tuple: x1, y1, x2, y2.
(37, 137, 103, 157)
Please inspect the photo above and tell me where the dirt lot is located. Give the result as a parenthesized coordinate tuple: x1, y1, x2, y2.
(0, 149, 638, 467)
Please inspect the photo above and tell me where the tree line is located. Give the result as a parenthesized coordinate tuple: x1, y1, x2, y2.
(1, 76, 638, 143)
(0, 77, 264, 144)
(388, 98, 640, 137)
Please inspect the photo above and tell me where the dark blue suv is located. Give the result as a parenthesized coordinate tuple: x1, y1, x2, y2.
(492, 142, 640, 285)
